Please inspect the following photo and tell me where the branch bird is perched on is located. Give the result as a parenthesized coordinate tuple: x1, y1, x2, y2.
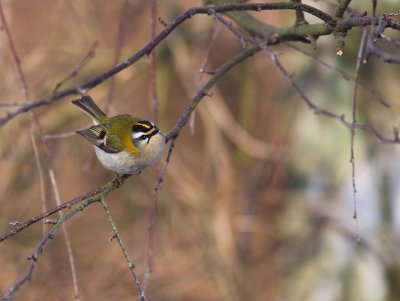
(72, 95, 166, 176)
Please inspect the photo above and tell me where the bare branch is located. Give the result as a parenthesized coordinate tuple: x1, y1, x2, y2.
(0, 181, 118, 243)
(48, 167, 81, 300)
(144, 0, 160, 290)
(105, 0, 131, 111)
(0, 101, 25, 107)
(153, 139, 175, 194)
(1, 197, 99, 300)
(334, 0, 352, 18)
(349, 29, 369, 241)
(205, 0, 337, 24)
(378, 33, 400, 51)
(0, 2, 336, 127)
(292, 0, 308, 25)
(257, 44, 400, 145)
(3, 1, 400, 299)
(215, 11, 400, 147)
(0, 173, 134, 299)
(2, 3, 400, 126)
(143, 195, 157, 291)
(30, 123, 47, 237)
(43, 131, 77, 140)
(0, 15, 261, 247)
(53, 41, 98, 94)
(166, 45, 262, 141)
(100, 199, 146, 301)
(149, 0, 159, 121)
(286, 43, 390, 107)
(191, 23, 222, 133)
(0, 4, 29, 99)
(1, 4, 82, 298)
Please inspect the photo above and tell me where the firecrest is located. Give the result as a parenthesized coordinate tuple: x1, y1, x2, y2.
(72, 95, 166, 175)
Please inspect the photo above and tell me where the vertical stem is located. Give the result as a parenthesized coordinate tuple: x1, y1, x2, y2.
(105, 0, 130, 110)
(291, 0, 307, 25)
(100, 198, 146, 301)
(0, 3, 81, 299)
(334, 0, 352, 18)
(190, 23, 222, 133)
(1, 197, 99, 300)
(150, 0, 159, 121)
(350, 29, 368, 241)
(144, 0, 159, 290)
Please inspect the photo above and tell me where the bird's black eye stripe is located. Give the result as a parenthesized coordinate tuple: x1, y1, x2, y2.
(132, 120, 159, 145)
(132, 120, 155, 133)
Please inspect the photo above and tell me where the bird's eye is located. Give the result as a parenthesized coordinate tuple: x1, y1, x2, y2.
(132, 120, 159, 145)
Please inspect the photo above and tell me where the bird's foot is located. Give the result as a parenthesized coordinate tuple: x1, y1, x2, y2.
(113, 173, 132, 188)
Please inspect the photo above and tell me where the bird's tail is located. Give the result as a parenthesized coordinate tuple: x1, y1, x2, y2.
(72, 95, 106, 122)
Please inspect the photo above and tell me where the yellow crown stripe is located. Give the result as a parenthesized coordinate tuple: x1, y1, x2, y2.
(145, 128, 158, 135)
(136, 122, 152, 129)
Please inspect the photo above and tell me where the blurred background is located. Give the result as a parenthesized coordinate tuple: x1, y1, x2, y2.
(1, 0, 400, 300)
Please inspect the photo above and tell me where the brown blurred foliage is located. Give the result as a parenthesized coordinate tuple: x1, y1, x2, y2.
(1, 1, 400, 301)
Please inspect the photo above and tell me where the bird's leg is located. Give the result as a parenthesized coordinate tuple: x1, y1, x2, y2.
(113, 173, 131, 188)
(112, 173, 136, 188)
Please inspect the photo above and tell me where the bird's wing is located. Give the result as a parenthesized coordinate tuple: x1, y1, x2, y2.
(76, 125, 121, 154)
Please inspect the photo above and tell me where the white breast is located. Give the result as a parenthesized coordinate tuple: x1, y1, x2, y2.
(94, 132, 166, 175)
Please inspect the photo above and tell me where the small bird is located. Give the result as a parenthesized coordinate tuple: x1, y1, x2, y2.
(72, 95, 166, 176)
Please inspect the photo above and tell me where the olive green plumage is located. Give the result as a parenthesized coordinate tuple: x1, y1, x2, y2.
(72, 95, 166, 175)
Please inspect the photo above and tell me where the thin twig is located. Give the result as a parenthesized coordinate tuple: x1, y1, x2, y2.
(0, 101, 25, 107)
(30, 124, 47, 236)
(0, 197, 99, 300)
(43, 131, 77, 140)
(367, 44, 400, 64)
(149, 0, 159, 122)
(105, 0, 130, 110)
(100, 198, 146, 301)
(216, 11, 400, 146)
(3, 3, 400, 126)
(334, 0, 352, 18)
(262, 46, 326, 113)
(190, 22, 222, 134)
(378, 33, 400, 50)
(0, 2, 340, 127)
(292, 0, 308, 25)
(372, 0, 377, 21)
(48, 167, 81, 300)
(0, 0, 48, 251)
(350, 29, 368, 241)
(286, 43, 390, 108)
(387, 10, 400, 16)
(53, 41, 99, 94)
(0, 5, 81, 298)
(143, 139, 175, 289)
(0, 4, 29, 99)
(33, 106, 82, 299)
(143, 194, 157, 291)
(257, 45, 394, 142)
(364, 5, 400, 64)
(0, 178, 126, 300)
(153, 139, 175, 194)
(166, 45, 262, 141)
(143, 0, 160, 290)
(213, 13, 260, 45)
(217, 14, 336, 115)
(0, 44, 263, 245)
(0, 183, 109, 243)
